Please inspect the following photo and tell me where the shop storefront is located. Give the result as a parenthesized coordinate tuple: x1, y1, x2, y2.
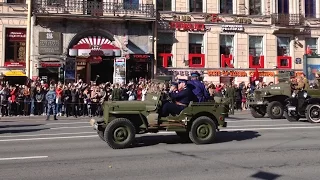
(38, 61, 62, 83)
(126, 54, 154, 81)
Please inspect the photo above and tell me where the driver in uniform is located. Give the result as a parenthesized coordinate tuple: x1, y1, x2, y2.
(188, 72, 210, 102)
(161, 79, 193, 117)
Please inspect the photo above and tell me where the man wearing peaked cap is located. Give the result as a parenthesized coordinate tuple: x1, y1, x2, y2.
(161, 79, 193, 117)
(188, 72, 210, 102)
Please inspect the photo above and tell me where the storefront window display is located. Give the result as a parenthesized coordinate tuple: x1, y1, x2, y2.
(249, 36, 264, 68)
(5, 28, 26, 68)
(157, 33, 173, 68)
(220, 34, 234, 68)
(189, 33, 205, 67)
(306, 38, 318, 55)
(277, 37, 291, 68)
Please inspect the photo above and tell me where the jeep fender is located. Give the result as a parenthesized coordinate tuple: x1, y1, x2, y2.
(306, 98, 320, 105)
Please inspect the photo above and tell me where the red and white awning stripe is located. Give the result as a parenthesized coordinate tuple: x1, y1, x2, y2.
(69, 36, 121, 57)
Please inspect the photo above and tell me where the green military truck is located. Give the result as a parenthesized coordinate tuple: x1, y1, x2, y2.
(248, 72, 294, 119)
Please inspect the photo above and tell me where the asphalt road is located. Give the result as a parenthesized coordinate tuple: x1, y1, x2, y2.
(1, 112, 320, 180)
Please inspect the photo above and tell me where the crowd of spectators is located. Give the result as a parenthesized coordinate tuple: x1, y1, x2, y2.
(0, 77, 275, 117)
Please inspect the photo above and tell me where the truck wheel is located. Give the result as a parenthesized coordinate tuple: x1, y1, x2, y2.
(97, 129, 105, 141)
(104, 118, 136, 149)
(306, 104, 320, 123)
(250, 107, 265, 118)
(189, 116, 217, 145)
(266, 101, 284, 119)
(284, 110, 299, 122)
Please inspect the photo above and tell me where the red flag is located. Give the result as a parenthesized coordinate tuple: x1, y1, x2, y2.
(252, 68, 259, 81)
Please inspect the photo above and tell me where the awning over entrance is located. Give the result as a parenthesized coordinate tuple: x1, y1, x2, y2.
(4, 70, 26, 76)
(68, 36, 121, 57)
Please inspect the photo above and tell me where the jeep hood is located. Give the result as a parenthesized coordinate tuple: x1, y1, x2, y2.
(255, 82, 291, 96)
(105, 100, 154, 111)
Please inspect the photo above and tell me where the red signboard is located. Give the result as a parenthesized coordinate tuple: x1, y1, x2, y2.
(189, 54, 205, 68)
(277, 56, 292, 69)
(221, 54, 234, 68)
(169, 22, 205, 31)
(4, 62, 25, 68)
(40, 62, 61, 68)
(249, 55, 265, 68)
(6, 28, 26, 42)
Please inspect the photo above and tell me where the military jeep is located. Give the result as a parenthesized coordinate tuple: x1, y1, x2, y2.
(248, 72, 294, 119)
(90, 79, 228, 149)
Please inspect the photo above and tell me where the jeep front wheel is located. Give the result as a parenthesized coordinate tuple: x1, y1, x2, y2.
(306, 104, 320, 123)
(189, 116, 217, 144)
(266, 101, 284, 119)
(250, 107, 265, 118)
(104, 118, 136, 149)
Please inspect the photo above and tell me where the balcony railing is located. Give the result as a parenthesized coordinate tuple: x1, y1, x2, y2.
(33, 0, 155, 18)
(271, 13, 304, 26)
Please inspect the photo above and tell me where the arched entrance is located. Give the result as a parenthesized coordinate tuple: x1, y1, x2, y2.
(68, 35, 121, 83)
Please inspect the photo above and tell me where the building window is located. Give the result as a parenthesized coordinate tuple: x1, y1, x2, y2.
(220, 35, 234, 67)
(157, 33, 173, 68)
(249, 0, 262, 15)
(278, 0, 289, 14)
(190, 0, 202, 12)
(5, 28, 26, 66)
(277, 37, 290, 67)
(156, 0, 171, 11)
(6, 0, 25, 3)
(305, 0, 316, 18)
(220, 0, 233, 14)
(124, 0, 139, 10)
(306, 38, 318, 55)
(249, 36, 263, 65)
(189, 34, 205, 67)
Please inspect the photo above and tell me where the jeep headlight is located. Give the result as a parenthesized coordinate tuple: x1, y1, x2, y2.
(292, 92, 296, 97)
(303, 92, 308, 98)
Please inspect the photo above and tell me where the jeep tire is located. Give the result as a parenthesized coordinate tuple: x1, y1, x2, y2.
(306, 104, 320, 123)
(284, 110, 299, 122)
(189, 116, 217, 145)
(266, 101, 284, 119)
(104, 118, 136, 149)
(250, 107, 266, 118)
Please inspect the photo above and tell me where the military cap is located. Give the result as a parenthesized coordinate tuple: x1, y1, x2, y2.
(191, 72, 200, 77)
(178, 79, 188, 84)
(171, 82, 178, 87)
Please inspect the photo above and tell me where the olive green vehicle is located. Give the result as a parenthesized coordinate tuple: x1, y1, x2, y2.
(247, 72, 294, 119)
(90, 77, 229, 149)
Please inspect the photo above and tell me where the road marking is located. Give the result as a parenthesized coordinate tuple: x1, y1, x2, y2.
(49, 126, 91, 130)
(228, 123, 314, 128)
(0, 135, 97, 142)
(0, 156, 48, 161)
(46, 122, 89, 125)
(227, 119, 280, 122)
(223, 126, 320, 131)
(0, 132, 95, 138)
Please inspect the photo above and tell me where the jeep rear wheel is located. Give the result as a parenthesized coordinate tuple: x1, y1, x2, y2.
(189, 116, 217, 145)
(104, 118, 136, 149)
(306, 104, 320, 123)
(250, 107, 266, 118)
(266, 101, 284, 119)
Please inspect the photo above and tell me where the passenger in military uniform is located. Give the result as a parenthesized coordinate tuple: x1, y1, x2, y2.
(301, 73, 309, 90)
(169, 82, 179, 95)
(188, 72, 210, 102)
(46, 85, 58, 121)
(161, 79, 193, 117)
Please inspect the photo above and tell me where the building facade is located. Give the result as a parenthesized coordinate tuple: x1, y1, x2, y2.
(0, 0, 29, 84)
(30, 0, 155, 84)
(156, 0, 320, 84)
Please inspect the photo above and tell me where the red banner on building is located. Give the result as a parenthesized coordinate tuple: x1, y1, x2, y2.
(4, 62, 25, 68)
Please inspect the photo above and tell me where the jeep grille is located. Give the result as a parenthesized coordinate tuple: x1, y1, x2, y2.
(254, 91, 262, 100)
